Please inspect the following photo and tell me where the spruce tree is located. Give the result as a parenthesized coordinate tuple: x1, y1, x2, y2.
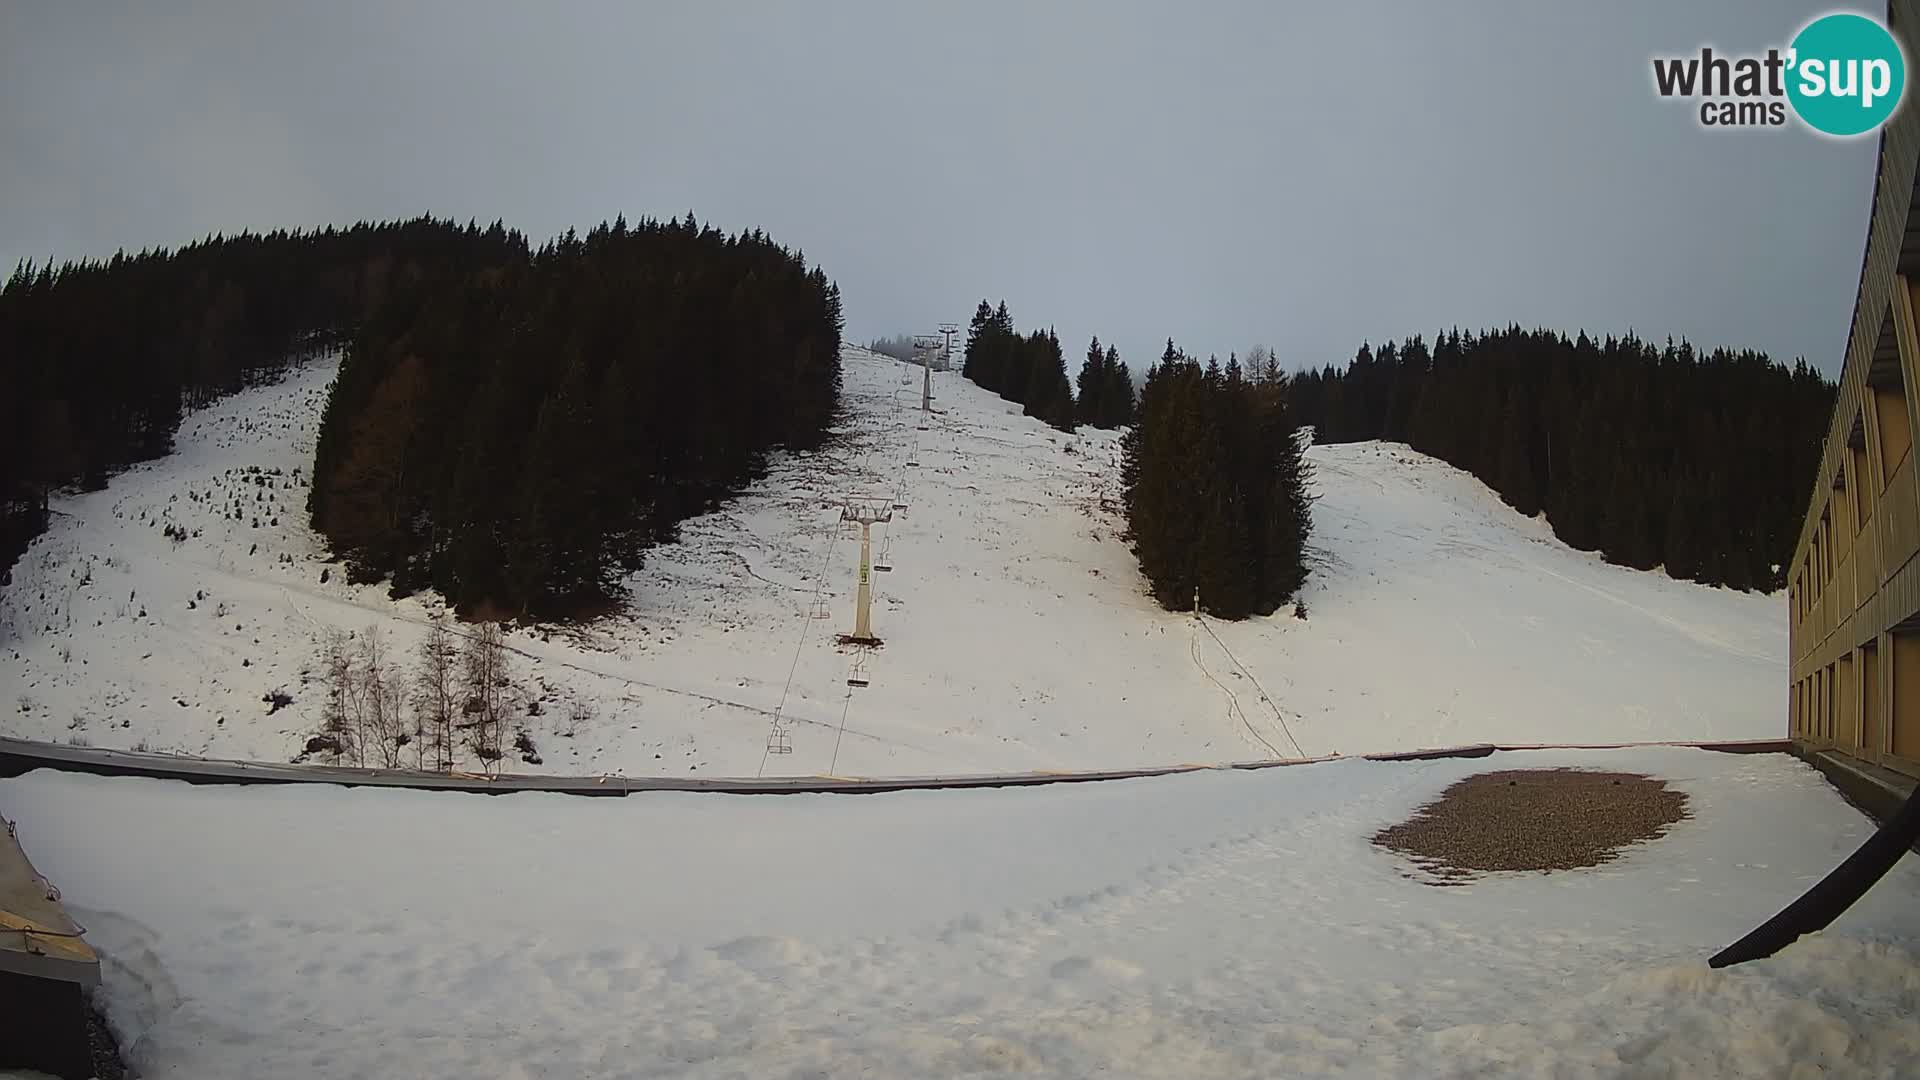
(1662, 471, 1700, 582)
(1493, 393, 1538, 515)
(990, 301, 1016, 397)
(1076, 336, 1105, 427)
(1122, 342, 1314, 619)
(1104, 347, 1135, 427)
(1194, 492, 1252, 619)
(963, 300, 993, 384)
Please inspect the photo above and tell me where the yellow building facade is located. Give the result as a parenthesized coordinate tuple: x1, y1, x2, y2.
(1789, 6, 1920, 780)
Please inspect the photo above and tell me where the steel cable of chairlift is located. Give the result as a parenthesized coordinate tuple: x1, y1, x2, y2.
(781, 364, 908, 772)
(757, 496, 854, 778)
(829, 682, 858, 775)
(833, 358, 916, 749)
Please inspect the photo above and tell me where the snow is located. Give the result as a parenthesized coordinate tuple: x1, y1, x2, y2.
(1, 347, 1783, 776)
(0, 334, 1871, 1079)
(3, 746, 1916, 1078)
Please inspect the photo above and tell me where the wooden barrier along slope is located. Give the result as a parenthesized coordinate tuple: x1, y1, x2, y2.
(0, 735, 1793, 797)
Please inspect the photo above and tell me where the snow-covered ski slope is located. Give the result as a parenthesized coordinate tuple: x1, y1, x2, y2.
(0, 347, 1783, 777)
(4, 747, 1916, 1078)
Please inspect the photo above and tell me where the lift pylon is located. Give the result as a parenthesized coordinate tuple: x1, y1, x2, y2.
(836, 501, 891, 646)
(914, 333, 943, 413)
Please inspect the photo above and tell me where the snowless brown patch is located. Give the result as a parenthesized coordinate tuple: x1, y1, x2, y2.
(1372, 768, 1688, 882)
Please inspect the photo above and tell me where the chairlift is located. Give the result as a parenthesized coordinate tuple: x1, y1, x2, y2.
(766, 729, 793, 754)
(847, 673, 870, 687)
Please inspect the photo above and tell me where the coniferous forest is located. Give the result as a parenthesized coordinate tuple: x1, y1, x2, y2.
(0, 217, 527, 581)
(2, 214, 841, 616)
(1288, 327, 1834, 591)
(1123, 343, 1314, 619)
(308, 215, 843, 618)
(960, 301, 1082, 432)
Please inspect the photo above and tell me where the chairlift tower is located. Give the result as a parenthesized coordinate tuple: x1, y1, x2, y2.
(837, 501, 892, 646)
(914, 333, 942, 413)
(939, 322, 959, 373)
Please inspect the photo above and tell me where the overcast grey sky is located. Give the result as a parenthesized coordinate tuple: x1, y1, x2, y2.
(0, 2, 1881, 374)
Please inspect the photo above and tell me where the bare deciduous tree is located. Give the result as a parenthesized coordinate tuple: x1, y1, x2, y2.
(414, 619, 459, 772)
(359, 626, 406, 769)
(461, 621, 510, 777)
(1245, 344, 1281, 386)
(319, 628, 357, 765)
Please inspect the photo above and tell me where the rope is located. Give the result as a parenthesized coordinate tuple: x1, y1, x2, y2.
(1195, 613, 1307, 759)
(0, 911, 89, 938)
(1189, 628, 1281, 758)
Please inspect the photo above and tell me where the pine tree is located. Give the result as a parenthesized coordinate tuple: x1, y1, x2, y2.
(1493, 392, 1538, 515)
(1193, 492, 1252, 619)
(1039, 329, 1076, 431)
(963, 300, 993, 385)
(1076, 336, 1105, 427)
(1662, 471, 1700, 582)
(990, 301, 1015, 397)
(1104, 347, 1135, 427)
(1385, 336, 1427, 443)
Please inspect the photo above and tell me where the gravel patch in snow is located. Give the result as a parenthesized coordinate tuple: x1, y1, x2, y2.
(1373, 767, 1689, 880)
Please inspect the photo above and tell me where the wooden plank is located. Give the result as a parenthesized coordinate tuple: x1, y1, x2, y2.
(0, 736, 1799, 799)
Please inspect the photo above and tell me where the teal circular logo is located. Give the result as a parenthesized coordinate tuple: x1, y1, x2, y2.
(1787, 13, 1906, 136)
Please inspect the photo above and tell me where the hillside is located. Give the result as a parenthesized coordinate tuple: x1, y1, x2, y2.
(0, 346, 1784, 777)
